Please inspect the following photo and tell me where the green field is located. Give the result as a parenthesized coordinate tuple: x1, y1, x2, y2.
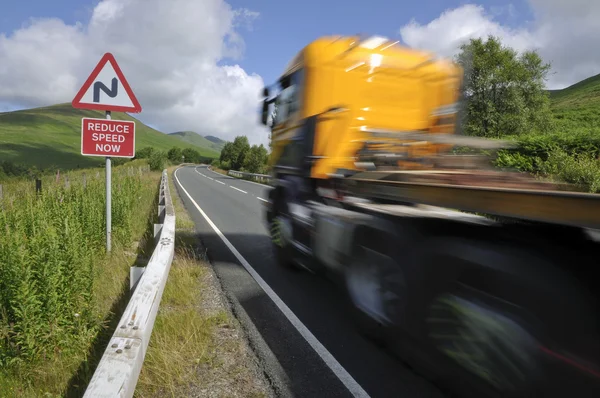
(0, 103, 219, 170)
(548, 73, 600, 128)
(169, 131, 226, 152)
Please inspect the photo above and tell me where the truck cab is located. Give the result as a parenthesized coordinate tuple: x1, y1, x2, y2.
(261, 35, 463, 181)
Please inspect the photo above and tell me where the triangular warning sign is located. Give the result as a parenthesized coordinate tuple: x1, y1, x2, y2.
(72, 53, 142, 113)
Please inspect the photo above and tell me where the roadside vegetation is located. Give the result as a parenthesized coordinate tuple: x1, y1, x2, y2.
(211, 135, 269, 174)
(0, 160, 162, 397)
(134, 167, 270, 398)
(453, 36, 600, 193)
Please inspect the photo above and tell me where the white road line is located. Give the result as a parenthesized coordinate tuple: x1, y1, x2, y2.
(173, 168, 370, 398)
(257, 197, 268, 203)
(195, 168, 207, 177)
(230, 186, 247, 194)
(236, 176, 269, 188)
(216, 180, 225, 185)
(207, 166, 269, 187)
(206, 167, 234, 179)
(207, 176, 214, 181)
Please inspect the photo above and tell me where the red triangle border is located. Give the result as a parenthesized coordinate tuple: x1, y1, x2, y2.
(72, 53, 142, 113)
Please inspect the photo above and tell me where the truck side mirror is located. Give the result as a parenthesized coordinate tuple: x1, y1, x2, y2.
(261, 100, 269, 125)
(260, 87, 271, 125)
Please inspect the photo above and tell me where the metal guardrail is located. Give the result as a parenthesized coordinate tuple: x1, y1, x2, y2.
(227, 169, 273, 184)
(83, 169, 176, 398)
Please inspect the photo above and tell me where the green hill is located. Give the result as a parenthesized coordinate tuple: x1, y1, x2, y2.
(204, 135, 226, 150)
(0, 103, 219, 170)
(548, 73, 600, 127)
(169, 131, 225, 152)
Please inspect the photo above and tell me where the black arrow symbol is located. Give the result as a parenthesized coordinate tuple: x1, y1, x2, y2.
(93, 78, 118, 103)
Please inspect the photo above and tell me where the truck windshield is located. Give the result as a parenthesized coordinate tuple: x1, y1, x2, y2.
(272, 69, 303, 126)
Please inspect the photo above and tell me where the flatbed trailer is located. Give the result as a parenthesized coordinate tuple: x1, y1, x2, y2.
(341, 169, 600, 229)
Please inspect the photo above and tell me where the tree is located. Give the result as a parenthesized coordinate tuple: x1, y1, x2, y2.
(455, 36, 552, 138)
(220, 142, 233, 163)
(167, 147, 183, 162)
(219, 136, 251, 170)
(243, 144, 269, 173)
(230, 136, 250, 170)
(182, 148, 200, 163)
(136, 147, 155, 159)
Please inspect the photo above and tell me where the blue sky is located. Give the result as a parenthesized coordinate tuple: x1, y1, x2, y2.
(226, 0, 533, 84)
(2, 0, 596, 144)
(1, 0, 534, 87)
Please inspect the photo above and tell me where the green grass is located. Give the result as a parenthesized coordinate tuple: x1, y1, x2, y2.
(0, 162, 162, 397)
(0, 103, 219, 171)
(134, 167, 269, 398)
(490, 73, 600, 193)
(548, 73, 600, 128)
(169, 131, 225, 152)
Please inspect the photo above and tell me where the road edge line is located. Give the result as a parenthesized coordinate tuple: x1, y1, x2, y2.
(174, 167, 370, 398)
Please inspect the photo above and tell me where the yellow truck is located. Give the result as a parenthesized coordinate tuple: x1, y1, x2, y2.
(260, 35, 600, 397)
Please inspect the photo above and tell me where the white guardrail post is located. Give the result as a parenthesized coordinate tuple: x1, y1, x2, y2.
(83, 169, 175, 398)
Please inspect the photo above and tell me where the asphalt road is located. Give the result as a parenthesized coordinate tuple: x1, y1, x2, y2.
(174, 165, 447, 398)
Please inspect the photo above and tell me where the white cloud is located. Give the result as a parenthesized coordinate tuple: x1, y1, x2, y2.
(399, 1, 600, 89)
(0, 0, 269, 146)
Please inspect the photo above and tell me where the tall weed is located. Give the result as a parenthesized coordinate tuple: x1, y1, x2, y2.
(0, 165, 153, 365)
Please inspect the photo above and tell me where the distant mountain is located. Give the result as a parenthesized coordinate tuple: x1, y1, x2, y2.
(203, 135, 226, 150)
(169, 131, 225, 152)
(204, 135, 225, 145)
(0, 103, 218, 170)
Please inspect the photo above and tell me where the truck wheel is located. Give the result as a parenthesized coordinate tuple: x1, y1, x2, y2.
(343, 228, 408, 341)
(426, 292, 542, 397)
(409, 237, 587, 398)
(269, 201, 296, 270)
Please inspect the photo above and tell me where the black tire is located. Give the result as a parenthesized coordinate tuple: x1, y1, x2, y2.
(343, 226, 410, 343)
(407, 237, 599, 398)
(268, 198, 298, 270)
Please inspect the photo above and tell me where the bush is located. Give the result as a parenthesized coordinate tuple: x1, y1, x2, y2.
(136, 147, 155, 159)
(111, 157, 132, 167)
(494, 150, 538, 173)
(493, 132, 600, 193)
(1, 161, 28, 177)
(219, 160, 231, 170)
(167, 147, 183, 163)
(148, 151, 167, 171)
(540, 149, 600, 193)
(182, 148, 200, 164)
(513, 130, 600, 159)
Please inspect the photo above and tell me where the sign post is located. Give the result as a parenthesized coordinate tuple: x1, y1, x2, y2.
(106, 111, 112, 252)
(72, 53, 142, 253)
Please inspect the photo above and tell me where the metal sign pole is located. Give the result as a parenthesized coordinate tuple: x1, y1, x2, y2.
(106, 110, 112, 253)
